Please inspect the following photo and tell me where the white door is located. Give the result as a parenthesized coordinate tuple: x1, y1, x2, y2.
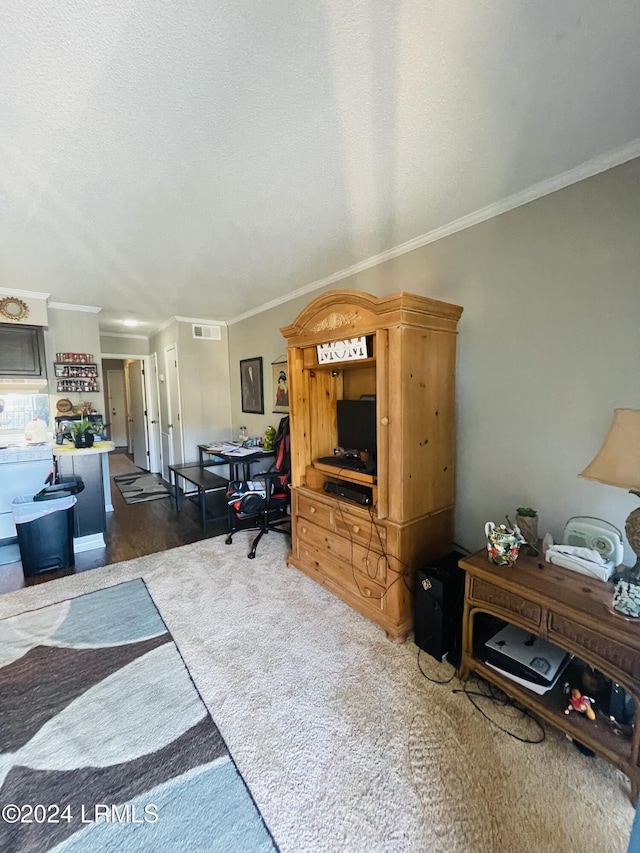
(127, 360, 149, 470)
(107, 370, 128, 447)
(148, 353, 162, 474)
(162, 345, 183, 481)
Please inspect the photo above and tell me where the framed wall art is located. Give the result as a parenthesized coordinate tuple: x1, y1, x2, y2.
(240, 357, 264, 414)
(272, 361, 289, 414)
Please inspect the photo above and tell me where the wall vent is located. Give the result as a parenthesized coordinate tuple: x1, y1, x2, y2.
(192, 324, 221, 341)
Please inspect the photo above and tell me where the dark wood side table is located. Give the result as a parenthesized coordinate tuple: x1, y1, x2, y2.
(458, 548, 640, 802)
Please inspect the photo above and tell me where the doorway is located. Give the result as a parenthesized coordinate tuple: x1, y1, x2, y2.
(101, 354, 160, 474)
(125, 360, 149, 470)
(106, 369, 127, 447)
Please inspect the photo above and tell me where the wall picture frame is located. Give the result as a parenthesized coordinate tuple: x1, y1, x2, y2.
(272, 361, 289, 413)
(240, 357, 264, 414)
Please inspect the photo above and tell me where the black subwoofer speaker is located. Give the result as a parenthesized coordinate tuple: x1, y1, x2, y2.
(414, 551, 465, 667)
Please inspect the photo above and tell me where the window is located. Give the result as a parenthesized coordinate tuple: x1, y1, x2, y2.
(0, 393, 50, 434)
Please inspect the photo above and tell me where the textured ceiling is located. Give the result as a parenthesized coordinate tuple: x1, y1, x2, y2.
(1, 1, 639, 334)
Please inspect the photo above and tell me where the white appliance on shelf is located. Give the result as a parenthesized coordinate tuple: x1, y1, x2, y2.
(0, 445, 54, 541)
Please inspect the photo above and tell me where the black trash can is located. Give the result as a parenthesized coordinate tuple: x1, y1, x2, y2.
(12, 491, 78, 577)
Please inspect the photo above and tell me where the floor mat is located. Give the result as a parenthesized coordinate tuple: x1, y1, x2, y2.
(113, 472, 170, 504)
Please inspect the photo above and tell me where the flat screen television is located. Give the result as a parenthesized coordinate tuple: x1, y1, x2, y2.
(337, 399, 376, 455)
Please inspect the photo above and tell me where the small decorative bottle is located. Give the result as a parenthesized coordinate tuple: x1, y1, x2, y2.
(238, 425, 248, 446)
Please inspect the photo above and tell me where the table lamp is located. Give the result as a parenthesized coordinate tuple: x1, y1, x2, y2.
(579, 408, 640, 616)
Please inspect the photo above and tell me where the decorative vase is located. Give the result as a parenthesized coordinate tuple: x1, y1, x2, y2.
(485, 522, 524, 567)
(73, 433, 94, 449)
(516, 513, 538, 547)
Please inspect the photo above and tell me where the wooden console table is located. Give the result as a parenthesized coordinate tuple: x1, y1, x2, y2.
(458, 548, 640, 802)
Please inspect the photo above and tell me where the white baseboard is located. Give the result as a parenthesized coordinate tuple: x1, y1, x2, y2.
(73, 533, 105, 552)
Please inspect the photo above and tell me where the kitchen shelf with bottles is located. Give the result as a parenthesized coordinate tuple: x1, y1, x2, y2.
(54, 362, 98, 379)
(54, 360, 99, 393)
(56, 379, 100, 393)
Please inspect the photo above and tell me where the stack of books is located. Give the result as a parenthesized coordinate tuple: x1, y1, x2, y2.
(484, 624, 571, 695)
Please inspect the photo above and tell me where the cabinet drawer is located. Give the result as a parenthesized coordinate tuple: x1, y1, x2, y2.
(297, 537, 385, 608)
(548, 613, 640, 685)
(297, 492, 334, 529)
(469, 578, 542, 628)
(334, 510, 387, 551)
(296, 518, 387, 585)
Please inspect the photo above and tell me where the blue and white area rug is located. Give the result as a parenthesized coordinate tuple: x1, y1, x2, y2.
(0, 579, 277, 852)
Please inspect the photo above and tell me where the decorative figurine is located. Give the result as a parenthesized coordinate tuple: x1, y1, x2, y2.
(564, 688, 596, 721)
(263, 425, 276, 451)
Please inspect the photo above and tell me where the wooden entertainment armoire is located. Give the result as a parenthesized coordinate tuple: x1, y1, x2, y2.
(281, 290, 463, 642)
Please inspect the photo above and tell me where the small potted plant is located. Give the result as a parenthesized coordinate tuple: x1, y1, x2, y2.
(69, 418, 95, 449)
(515, 507, 538, 546)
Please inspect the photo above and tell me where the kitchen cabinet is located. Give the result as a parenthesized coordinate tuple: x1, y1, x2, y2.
(0, 324, 46, 377)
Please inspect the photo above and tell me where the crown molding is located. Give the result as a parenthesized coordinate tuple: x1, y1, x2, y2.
(147, 315, 227, 337)
(100, 331, 149, 341)
(0, 287, 50, 300)
(49, 301, 102, 313)
(228, 137, 640, 325)
(174, 315, 227, 326)
(149, 317, 177, 336)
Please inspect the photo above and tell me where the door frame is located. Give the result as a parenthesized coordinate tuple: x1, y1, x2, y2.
(101, 353, 161, 474)
(148, 352, 162, 475)
(163, 344, 184, 472)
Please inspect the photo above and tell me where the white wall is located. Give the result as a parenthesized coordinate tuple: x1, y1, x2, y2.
(148, 320, 232, 465)
(45, 307, 103, 420)
(228, 158, 640, 562)
(177, 321, 232, 453)
(100, 334, 149, 356)
(227, 318, 289, 443)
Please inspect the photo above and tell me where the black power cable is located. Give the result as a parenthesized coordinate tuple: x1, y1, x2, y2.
(453, 676, 546, 744)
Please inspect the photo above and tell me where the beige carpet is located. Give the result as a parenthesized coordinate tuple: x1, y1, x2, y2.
(0, 533, 634, 852)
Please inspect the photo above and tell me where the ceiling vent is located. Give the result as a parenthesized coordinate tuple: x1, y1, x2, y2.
(192, 324, 221, 341)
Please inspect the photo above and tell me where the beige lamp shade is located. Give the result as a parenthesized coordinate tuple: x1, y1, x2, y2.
(579, 409, 640, 490)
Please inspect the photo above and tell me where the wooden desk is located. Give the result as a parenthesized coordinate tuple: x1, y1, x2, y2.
(197, 445, 275, 480)
(458, 548, 640, 802)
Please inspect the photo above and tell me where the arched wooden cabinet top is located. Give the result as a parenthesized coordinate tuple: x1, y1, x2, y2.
(280, 289, 462, 347)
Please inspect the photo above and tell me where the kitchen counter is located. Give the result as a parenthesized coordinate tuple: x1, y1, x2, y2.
(52, 441, 115, 457)
(53, 442, 115, 551)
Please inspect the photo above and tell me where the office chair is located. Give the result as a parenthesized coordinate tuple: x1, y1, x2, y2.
(225, 416, 291, 559)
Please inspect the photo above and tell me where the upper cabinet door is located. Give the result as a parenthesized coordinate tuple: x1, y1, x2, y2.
(0, 323, 46, 376)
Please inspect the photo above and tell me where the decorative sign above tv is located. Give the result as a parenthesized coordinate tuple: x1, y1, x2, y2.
(317, 336, 371, 364)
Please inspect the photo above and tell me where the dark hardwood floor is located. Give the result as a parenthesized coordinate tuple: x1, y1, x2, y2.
(0, 454, 229, 595)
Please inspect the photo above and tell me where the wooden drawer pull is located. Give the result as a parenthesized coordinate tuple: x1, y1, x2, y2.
(380, 416, 389, 426)
(300, 525, 307, 535)
(309, 506, 316, 513)
(353, 525, 360, 534)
